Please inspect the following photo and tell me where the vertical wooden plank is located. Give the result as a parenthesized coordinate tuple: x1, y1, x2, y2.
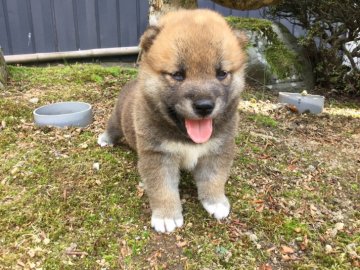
(30, 0, 56, 53)
(53, 0, 77, 52)
(0, 0, 10, 54)
(118, 0, 138, 47)
(76, 0, 98, 50)
(6, 0, 33, 54)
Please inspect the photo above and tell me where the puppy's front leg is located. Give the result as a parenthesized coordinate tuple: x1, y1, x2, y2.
(138, 152, 183, 233)
(194, 152, 233, 220)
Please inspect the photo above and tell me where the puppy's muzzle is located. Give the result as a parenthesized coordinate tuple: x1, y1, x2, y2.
(193, 99, 215, 117)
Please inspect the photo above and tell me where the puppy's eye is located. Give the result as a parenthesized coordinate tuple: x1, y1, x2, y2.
(171, 71, 185, 81)
(216, 70, 229, 81)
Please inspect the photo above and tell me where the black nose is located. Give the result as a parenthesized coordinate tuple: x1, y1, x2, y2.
(193, 99, 215, 117)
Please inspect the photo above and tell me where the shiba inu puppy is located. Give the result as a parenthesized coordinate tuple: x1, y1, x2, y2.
(98, 9, 247, 233)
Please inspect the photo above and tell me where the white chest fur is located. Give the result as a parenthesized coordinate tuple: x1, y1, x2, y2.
(160, 138, 222, 170)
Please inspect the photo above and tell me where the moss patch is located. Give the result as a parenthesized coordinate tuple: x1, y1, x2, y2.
(264, 43, 301, 79)
(226, 17, 277, 42)
(226, 16, 302, 79)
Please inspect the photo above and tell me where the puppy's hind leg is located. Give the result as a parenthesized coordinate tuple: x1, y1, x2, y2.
(98, 113, 123, 147)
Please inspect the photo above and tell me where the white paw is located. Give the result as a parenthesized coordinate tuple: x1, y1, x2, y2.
(202, 197, 230, 220)
(97, 132, 113, 147)
(151, 215, 184, 233)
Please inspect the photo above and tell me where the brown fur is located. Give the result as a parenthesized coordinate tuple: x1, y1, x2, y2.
(99, 9, 247, 233)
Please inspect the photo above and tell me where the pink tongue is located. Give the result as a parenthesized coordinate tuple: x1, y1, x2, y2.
(185, 119, 213, 144)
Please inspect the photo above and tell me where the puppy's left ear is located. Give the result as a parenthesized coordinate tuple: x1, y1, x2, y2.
(233, 30, 248, 49)
(139, 26, 161, 52)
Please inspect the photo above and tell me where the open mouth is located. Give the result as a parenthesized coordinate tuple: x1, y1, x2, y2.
(185, 118, 213, 144)
(167, 106, 214, 144)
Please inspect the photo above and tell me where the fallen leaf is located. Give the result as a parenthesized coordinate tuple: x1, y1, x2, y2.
(28, 248, 36, 258)
(304, 185, 315, 191)
(300, 235, 309, 250)
(286, 104, 299, 113)
(287, 164, 298, 171)
(266, 246, 276, 254)
(29, 97, 39, 104)
(10, 167, 19, 175)
(176, 241, 188, 248)
(248, 233, 258, 242)
(65, 243, 77, 253)
(328, 228, 338, 237)
(120, 240, 131, 258)
(43, 238, 50, 245)
(325, 244, 333, 254)
(334, 222, 344, 230)
(16, 260, 25, 267)
(256, 204, 265, 212)
(253, 199, 264, 204)
(136, 185, 144, 198)
(259, 264, 272, 270)
(93, 162, 100, 171)
(281, 245, 295, 254)
(309, 204, 319, 217)
(79, 142, 88, 149)
(281, 254, 291, 261)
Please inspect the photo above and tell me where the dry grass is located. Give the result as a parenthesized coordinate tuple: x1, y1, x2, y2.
(0, 64, 359, 269)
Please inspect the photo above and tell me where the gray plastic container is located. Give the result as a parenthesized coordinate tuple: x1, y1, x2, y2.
(279, 92, 325, 114)
(33, 101, 92, 128)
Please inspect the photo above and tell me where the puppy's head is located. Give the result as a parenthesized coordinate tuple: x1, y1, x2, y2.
(139, 9, 247, 144)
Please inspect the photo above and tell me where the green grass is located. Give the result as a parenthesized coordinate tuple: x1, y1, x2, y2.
(8, 64, 137, 86)
(1, 64, 359, 269)
(247, 114, 278, 128)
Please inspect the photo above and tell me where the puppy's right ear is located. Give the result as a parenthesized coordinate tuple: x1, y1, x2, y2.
(139, 26, 161, 52)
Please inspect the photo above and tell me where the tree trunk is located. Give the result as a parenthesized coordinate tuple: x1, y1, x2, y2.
(211, 0, 281, 10)
(0, 49, 7, 91)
